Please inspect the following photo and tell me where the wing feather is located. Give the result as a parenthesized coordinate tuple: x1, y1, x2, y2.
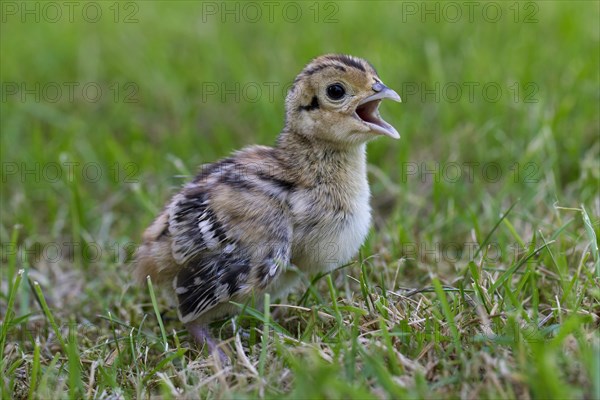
(167, 175, 292, 323)
(168, 191, 228, 264)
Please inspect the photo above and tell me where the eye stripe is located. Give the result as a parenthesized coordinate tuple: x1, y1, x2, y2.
(298, 95, 320, 111)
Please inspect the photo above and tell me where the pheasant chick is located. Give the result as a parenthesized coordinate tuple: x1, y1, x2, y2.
(134, 54, 401, 356)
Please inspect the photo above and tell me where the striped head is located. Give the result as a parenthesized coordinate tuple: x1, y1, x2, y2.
(285, 54, 401, 146)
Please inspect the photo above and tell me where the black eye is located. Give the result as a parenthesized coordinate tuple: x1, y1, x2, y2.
(326, 83, 346, 100)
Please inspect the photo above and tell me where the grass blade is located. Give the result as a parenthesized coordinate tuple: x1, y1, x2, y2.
(142, 349, 186, 386)
(147, 276, 168, 352)
(6, 225, 21, 295)
(258, 293, 271, 376)
(32, 281, 67, 353)
(475, 201, 518, 258)
(581, 204, 599, 277)
(0, 269, 24, 369)
(432, 277, 462, 355)
(27, 338, 41, 400)
(326, 275, 343, 327)
(67, 319, 83, 400)
(489, 241, 554, 293)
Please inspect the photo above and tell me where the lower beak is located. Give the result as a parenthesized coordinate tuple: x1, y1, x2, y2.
(355, 86, 402, 139)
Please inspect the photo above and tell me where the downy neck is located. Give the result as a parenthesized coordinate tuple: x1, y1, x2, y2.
(276, 131, 368, 189)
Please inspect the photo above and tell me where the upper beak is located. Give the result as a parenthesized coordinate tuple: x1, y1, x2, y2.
(370, 82, 402, 102)
(355, 83, 402, 139)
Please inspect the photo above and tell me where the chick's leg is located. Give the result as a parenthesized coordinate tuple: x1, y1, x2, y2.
(186, 322, 228, 364)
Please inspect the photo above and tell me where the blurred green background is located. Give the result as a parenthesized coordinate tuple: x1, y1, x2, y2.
(2, 1, 598, 245)
(1, 2, 599, 398)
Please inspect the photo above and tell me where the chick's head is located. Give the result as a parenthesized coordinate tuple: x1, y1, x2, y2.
(285, 54, 401, 146)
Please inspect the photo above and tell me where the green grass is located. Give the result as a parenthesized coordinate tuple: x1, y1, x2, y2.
(1, 1, 599, 398)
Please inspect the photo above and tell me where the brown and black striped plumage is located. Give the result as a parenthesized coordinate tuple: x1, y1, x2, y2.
(134, 54, 401, 358)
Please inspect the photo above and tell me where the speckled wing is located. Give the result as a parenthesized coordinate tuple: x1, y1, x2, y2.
(168, 191, 227, 264)
(167, 161, 293, 324)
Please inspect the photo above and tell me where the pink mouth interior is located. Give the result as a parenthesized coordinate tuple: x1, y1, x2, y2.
(356, 99, 383, 127)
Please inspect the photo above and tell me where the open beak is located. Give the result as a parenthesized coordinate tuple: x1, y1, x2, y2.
(354, 84, 401, 139)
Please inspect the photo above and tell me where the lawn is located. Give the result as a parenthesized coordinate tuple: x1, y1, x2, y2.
(1, 1, 599, 398)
